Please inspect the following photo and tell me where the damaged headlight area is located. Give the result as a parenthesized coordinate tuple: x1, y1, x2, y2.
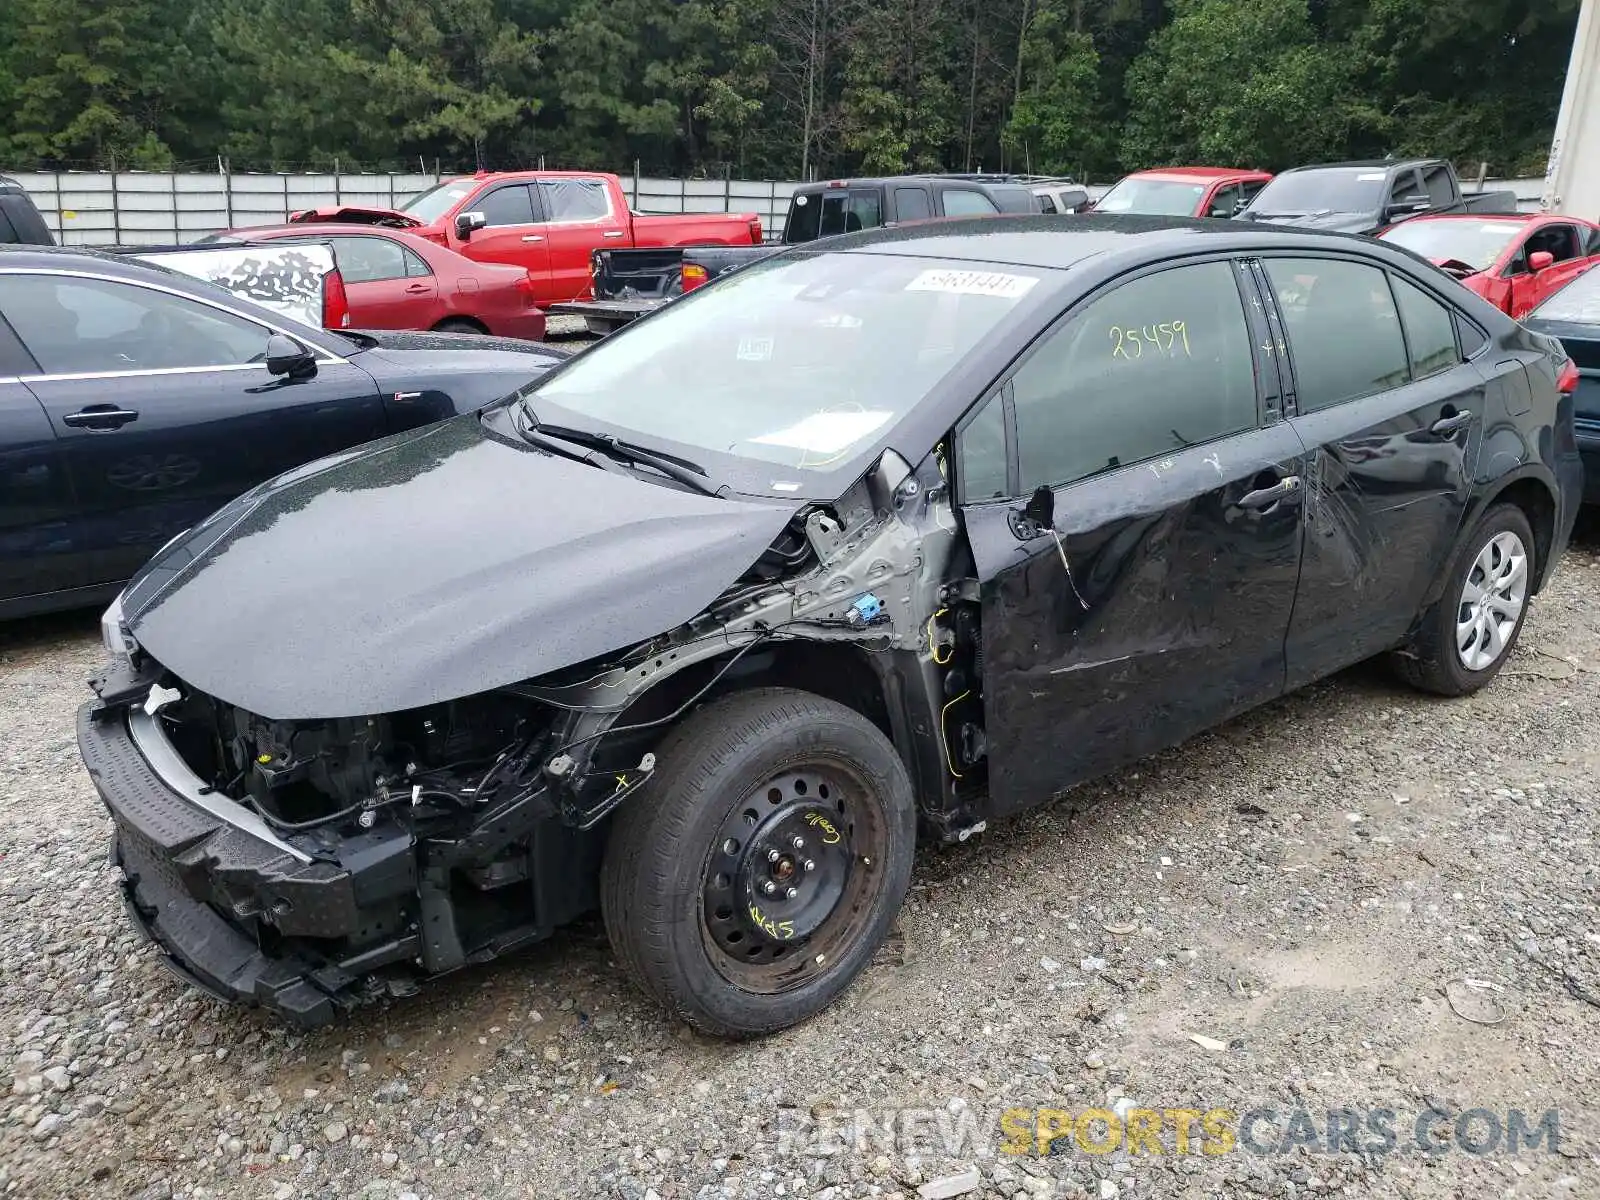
(82, 678, 625, 1025)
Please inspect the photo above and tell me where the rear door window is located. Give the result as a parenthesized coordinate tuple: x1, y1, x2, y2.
(328, 236, 408, 283)
(894, 188, 933, 222)
(1265, 257, 1409, 411)
(537, 177, 612, 222)
(1420, 164, 1456, 207)
(1391, 277, 1460, 380)
(941, 189, 1000, 217)
(1006, 260, 1258, 491)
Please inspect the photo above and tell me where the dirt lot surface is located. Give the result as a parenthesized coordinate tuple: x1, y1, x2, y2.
(3, 519, 1598, 1200)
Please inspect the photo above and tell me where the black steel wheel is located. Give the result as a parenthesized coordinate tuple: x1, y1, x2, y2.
(601, 687, 915, 1036)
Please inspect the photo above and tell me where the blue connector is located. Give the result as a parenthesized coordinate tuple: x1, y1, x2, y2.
(848, 593, 886, 626)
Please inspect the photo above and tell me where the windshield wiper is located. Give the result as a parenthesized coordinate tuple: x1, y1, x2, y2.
(516, 408, 722, 497)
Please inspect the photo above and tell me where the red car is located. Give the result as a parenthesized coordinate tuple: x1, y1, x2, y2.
(1377, 213, 1600, 319)
(217, 224, 548, 340)
(287, 170, 763, 306)
(1091, 167, 1274, 219)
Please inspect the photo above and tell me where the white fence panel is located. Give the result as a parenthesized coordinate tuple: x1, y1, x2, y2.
(4, 170, 1552, 245)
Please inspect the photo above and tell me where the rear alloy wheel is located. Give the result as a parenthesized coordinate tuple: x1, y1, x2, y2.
(600, 688, 915, 1036)
(1393, 502, 1536, 696)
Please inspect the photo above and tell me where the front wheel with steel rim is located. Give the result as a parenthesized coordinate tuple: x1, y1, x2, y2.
(1393, 502, 1537, 696)
(600, 687, 915, 1036)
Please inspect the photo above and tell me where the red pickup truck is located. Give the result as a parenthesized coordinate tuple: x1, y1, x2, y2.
(289, 171, 762, 307)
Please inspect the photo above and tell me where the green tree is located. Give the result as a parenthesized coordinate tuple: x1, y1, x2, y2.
(1003, 4, 1100, 175)
(6, 0, 188, 167)
(1122, 0, 1369, 168)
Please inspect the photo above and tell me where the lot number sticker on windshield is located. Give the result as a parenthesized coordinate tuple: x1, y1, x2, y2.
(905, 268, 1039, 299)
(751, 410, 894, 455)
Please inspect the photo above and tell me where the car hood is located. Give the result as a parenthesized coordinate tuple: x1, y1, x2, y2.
(120, 412, 800, 720)
(1245, 210, 1376, 234)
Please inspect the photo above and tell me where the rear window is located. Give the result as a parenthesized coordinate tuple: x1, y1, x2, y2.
(784, 190, 884, 242)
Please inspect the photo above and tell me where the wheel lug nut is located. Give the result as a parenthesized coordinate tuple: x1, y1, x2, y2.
(763, 881, 777, 895)
(804, 859, 816, 872)
(792, 836, 805, 850)
(767, 849, 781, 863)
(785, 887, 798, 900)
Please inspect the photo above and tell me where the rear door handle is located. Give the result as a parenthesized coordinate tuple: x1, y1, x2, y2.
(521, 235, 545, 243)
(62, 406, 139, 430)
(1238, 475, 1302, 510)
(1431, 410, 1473, 436)
(404, 283, 431, 293)
(602, 230, 625, 238)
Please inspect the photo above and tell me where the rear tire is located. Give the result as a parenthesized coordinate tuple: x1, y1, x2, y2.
(600, 688, 915, 1037)
(1392, 502, 1535, 696)
(433, 318, 483, 334)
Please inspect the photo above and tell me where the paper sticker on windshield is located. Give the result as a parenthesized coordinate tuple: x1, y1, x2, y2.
(1356, 172, 1386, 181)
(905, 269, 1039, 299)
(737, 335, 774, 361)
(751, 410, 893, 455)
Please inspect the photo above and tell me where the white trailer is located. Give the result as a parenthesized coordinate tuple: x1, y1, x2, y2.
(1543, 0, 1600, 218)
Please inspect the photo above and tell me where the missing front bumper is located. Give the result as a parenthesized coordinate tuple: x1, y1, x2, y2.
(79, 700, 418, 1026)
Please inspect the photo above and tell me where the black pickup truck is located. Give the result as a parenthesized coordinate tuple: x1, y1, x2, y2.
(0, 175, 56, 244)
(1238, 159, 1518, 235)
(552, 172, 1080, 334)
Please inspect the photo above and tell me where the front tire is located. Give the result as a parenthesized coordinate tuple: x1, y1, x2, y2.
(1393, 502, 1535, 696)
(600, 688, 915, 1037)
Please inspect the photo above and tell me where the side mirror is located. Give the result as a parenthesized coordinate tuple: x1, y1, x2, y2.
(265, 333, 316, 380)
(1386, 196, 1429, 220)
(1529, 250, 1555, 272)
(1009, 483, 1056, 540)
(455, 210, 487, 240)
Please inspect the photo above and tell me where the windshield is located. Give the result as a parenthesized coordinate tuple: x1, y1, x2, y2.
(1247, 169, 1386, 216)
(1530, 264, 1600, 324)
(1093, 177, 1206, 216)
(524, 251, 1043, 480)
(401, 180, 477, 223)
(1378, 220, 1522, 272)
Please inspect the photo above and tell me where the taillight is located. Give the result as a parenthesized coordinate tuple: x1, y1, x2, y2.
(681, 264, 709, 293)
(322, 268, 351, 329)
(748, 217, 763, 243)
(1556, 358, 1579, 394)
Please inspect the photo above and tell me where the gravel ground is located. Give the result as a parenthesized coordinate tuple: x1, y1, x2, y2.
(3, 519, 1599, 1200)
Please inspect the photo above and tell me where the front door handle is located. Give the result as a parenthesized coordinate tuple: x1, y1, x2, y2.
(602, 230, 625, 238)
(1238, 474, 1302, 510)
(404, 283, 431, 294)
(1431, 409, 1473, 436)
(62, 405, 139, 430)
(521, 235, 545, 243)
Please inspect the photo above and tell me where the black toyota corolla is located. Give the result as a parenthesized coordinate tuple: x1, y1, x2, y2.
(79, 216, 1583, 1036)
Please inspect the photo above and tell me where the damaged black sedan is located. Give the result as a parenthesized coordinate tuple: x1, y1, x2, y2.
(79, 216, 1583, 1036)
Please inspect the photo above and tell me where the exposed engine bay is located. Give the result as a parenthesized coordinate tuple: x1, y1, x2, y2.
(83, 447, 990, 1023)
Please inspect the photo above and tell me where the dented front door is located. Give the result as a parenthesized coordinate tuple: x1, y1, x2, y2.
(955, 256, 1305, 818)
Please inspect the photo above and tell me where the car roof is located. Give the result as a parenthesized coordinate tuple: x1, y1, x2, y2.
(0, 242, 191, 280)
(812, 212, 1385, 270)
(1125, 167, 1267, 182)
(1277, 160, 1439, 174)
